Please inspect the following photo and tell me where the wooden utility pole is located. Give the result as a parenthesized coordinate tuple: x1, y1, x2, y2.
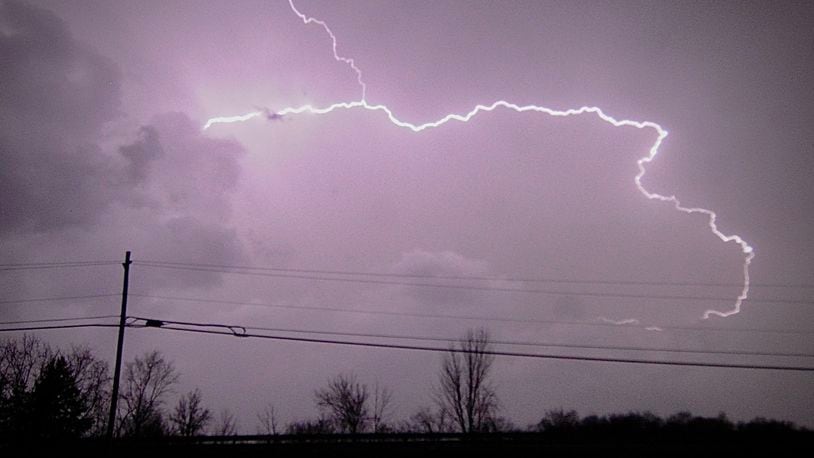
(106, 250, 132, 442)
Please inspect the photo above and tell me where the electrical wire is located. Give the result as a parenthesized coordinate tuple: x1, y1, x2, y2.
(0, 293, 121, 305)
(0, 315, 120, 326)
(128, 316, 246, 336)
(0, 260, 120, 267)
(0, 260, 120, 271)
(128, 311, 814, 357)
(123, 312, 814, 357)
(6, 317, 811, 370)
(128, 293, 814, 336)
(133, 262, 814, 305)
(130, 324, 814, 372)
(0, 259, 121, 267)
(135, 259, 814, 289)
(0, 323, 121, 333)
(240, 324, 814, 358)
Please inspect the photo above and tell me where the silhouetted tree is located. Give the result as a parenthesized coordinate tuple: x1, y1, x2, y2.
(536, 409, 580, 433)
(402, 406, 453, 433)
(435, 328, 498, 433)
(27, 355, 92, 440)
(482, 415, 517, 432)
(370, 382, 393, 433)
(604, 411, 663, 437)
(118, 350, 178, 437)
(0, 335, 51, 441)
(65, 346, 110, 436)
(1, 337, 109, 442)
(315, 373, 369, 433)
(0, 335, 50, 393)
(533, 410, 757, 441)
(665, 411, 733, 436)
(214, 408, 238, 435)
(286, 416, 335, 434)
(169, 388, 211, 436)
(738, 417, 797, 435)
(256, 403, 279, 435)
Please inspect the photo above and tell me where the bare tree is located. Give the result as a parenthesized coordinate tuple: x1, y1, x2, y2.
(118, 350, 179, 437)
(315, 373, 369, 433)
(0, 335, 51, 396)
(170, 388, 211, 436)
(256, 404, 279, 435)
(536, 409, 580, 432)
(370, 382, 393, 433)
(435, 328, 498, 433)
(66, 346, 110, 437)
(403, 406, 453, 433)
(214, 409, 238, 436)
(286, 415, 334, 434)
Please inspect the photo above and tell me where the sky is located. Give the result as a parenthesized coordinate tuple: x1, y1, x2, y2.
(1, 0, 813, 430)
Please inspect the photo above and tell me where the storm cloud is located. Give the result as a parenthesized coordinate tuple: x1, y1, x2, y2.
(0, 1, 247, 288)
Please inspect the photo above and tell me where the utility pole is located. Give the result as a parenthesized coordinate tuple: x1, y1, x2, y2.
(106, 250, 131, 443)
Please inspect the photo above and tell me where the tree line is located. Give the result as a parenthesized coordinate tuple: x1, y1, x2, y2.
(0, 329, 806, 444)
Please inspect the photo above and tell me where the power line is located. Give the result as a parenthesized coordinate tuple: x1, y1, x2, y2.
(0, 260, 120, 271)
(133, 262, 814, 305)
(128, 315, 246, 335)
(0, 293, 121, 305)
(130, 324, 814, 372)
(128, 293, 814, 336)
(0, 315, 120, 326)
(0, 260, 119, 267)
(128, 314, 812, 358)
(129, 292, 655, 330)
(239, 324, 814, 359)
(135, 259, 814, 289)
(0, 323, 121, 333)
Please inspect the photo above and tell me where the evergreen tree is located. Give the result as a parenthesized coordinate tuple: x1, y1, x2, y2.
(28, 356, 91, 440)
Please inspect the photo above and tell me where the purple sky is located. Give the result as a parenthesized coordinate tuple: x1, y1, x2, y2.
(2, 0, 813, 430)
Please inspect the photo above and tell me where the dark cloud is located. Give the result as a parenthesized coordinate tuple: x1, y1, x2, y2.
(0, 0, 121, 234)
(138, 112, 242, 219)
(0, 1, 120, 135)
(131, 215, 246, 290)
(391, 250, 489, 277)
(113, 111, 244, 225)
(0, 136, 116, 234)
(0, 0, 247, 289)
(119, 126, 163, 185)
(390, 249, 491, 306)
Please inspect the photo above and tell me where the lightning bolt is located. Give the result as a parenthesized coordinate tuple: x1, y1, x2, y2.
(203, 0, 754, 321)
(599, 317, 641, 326)
(598, 318, 663, 332)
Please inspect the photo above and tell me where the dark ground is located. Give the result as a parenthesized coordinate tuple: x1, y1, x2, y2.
(7, 431, 812, 457)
